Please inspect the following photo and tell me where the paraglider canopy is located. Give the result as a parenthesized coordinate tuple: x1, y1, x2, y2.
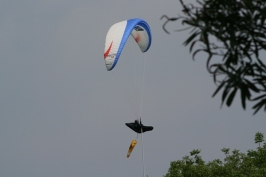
(125, 119, 153, 134)
(104, 18, 152, 71)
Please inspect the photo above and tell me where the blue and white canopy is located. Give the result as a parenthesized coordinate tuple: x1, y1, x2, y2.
(104, 18, 152, 71)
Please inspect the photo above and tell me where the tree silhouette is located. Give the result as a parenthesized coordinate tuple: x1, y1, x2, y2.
(161, 0, 266, 115)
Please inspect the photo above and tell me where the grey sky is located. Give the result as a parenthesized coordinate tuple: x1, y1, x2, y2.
(1, 1, 265, 177)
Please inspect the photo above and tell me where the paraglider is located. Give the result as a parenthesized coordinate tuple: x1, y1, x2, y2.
(103, 17, 153, 154)
(104, 18, 153, 177)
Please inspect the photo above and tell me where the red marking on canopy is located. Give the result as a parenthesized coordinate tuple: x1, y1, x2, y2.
(134, 34, 141, 43)
(104, 41, 113, 59)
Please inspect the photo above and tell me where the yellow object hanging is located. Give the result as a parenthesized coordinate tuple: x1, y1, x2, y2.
(127, 139, 137, 158)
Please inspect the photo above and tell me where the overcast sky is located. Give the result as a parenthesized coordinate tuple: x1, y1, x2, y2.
(1, 1, 265, 177)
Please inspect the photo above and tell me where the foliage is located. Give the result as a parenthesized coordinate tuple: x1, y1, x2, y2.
(164, 132, 266, 177)
(255, 131, 264, 147)
(161, 0, 266, 115)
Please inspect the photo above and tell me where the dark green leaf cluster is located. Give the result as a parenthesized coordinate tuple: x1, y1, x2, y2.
(161, 0, 266, 114)
(164, 133, 266, 177)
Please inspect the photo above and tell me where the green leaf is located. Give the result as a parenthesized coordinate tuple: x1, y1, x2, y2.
(252, 94, 266, 101)
(212, 81, 226, 97)
(226, 87, 238, 107)
(189, 40, 199, 53)
(253, 102, 263, 115)
(192, 49, 205, 60)
(241, 87, 247, 110)
(221, 85, 230, 106)
(244, 79, 260, 93)
(183, 31, 200, 46)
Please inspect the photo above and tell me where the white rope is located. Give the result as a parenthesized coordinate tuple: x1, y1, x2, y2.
(117, 53, 141, 120)
(140, 53, 148, 177)
(139, 53, 147, 120)
(118, 51, 148, 177)
(141, 127, 145, 177)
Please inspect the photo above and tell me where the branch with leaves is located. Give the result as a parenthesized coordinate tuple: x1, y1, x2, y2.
(161, 0, 266, 115)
